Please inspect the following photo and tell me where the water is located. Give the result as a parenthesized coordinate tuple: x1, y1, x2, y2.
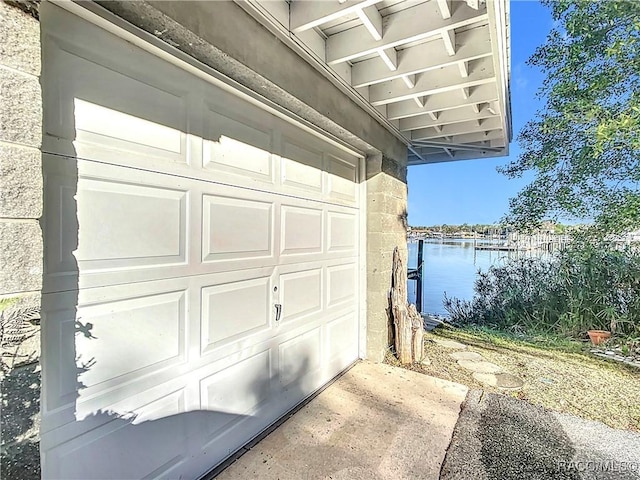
(408, 239, 543, 315)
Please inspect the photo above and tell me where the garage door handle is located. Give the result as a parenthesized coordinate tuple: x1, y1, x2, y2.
(274, 303, 282, 322)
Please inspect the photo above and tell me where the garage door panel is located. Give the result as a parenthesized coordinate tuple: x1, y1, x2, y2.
(281, 139, 324, 193)
(44, 39, 190, 170)
(41, 304, 79, 415)
(203, 108, 275, 185)
(326, 313, 359, 371)
(74, 98, 184, 156)
(45, 9, 361, 208)
(105, 384, 188, 428)
(75, 178, 186, 265)
(280, 204, 323, 256)
(327, 263, 358, 309)
(42, 158, 83, 289)
(327, 155, 358, 202)
(41, 277, 191, 427)
(200, 349, 272, 420)
(327, 210, 358, 254)
(202, 194, 274, 263)
(201, 276, 272, 355)
(43, 406, 191, 480)
(278, 268, 323, 324)
(74, 290, 187, 393)
(43, 156, 192, 292)
(278, 327, 323, 389)
(44, 160, 289, 291)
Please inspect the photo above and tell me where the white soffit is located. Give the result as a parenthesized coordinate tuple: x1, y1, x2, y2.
(239, 0, 511, 165)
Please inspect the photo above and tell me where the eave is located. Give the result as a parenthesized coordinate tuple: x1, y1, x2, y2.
(237, 0, 511, 165)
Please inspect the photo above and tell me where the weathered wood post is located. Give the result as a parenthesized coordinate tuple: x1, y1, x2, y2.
(391, 247, 424, 364)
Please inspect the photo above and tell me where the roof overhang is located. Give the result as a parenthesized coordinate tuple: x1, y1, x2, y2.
(238, 0, 511, 165)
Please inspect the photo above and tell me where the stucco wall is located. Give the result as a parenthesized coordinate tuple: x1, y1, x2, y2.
(0, 2, 43, 479)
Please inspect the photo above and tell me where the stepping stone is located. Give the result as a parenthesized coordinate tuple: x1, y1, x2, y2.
(449, 351, 484, 362)
(432, 338, 468, 350)
(457, 359, 502, 374)
(473, 372, 524, 390)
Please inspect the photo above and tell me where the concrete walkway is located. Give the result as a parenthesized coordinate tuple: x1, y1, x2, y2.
(434, 337, 525, 390)
(216, 361, 468, 480)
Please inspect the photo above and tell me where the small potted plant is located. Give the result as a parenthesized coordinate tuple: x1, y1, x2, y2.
(587, 315, 615, 346)
(587, 329, 611, 346)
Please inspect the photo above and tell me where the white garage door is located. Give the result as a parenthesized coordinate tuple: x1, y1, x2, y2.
(40, 4, 362, 479)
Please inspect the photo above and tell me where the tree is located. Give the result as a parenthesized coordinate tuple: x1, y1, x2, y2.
(501, 0, 640, 235)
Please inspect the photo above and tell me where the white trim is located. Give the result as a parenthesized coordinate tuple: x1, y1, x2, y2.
(487, 0, 512, 145)
(290, 0, 384, 33)
(357, 155, 368, 360)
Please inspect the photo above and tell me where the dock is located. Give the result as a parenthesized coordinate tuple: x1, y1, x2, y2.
(473, 232, 571, 252)
(474, 244, 533, 251)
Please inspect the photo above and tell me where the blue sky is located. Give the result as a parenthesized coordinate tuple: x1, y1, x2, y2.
(407, 1, 553, 226)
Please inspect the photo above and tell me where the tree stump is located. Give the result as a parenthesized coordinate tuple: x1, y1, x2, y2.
(391, 247, 424, 364)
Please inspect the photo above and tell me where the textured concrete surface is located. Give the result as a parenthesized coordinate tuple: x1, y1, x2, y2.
(472, 372, 524, 390)
(0, 142, 42, 218)
(0, 2, 41, 75)
(457, 360, 502, 374)
(553, 411, 640, 479)
(0, 221, 43, 294)
(441, 390, 640, 480)
(433, 338, 468, 350)
(217, 361, 468, 479)
(449, 351, 484, 362)
(0, 67, 42, 148)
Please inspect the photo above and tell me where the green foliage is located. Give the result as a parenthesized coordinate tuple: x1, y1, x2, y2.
(0, 297, 18, 313)
(444, 243, 640, 339)
(502, 0, 640, 235)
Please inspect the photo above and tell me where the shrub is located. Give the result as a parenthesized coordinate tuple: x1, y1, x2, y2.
(444, 242, 640, 339)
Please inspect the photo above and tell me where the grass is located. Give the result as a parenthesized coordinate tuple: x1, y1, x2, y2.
(385, 326, 640, 432)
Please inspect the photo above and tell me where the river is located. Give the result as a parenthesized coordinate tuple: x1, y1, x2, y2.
(407, 238, 544, 315)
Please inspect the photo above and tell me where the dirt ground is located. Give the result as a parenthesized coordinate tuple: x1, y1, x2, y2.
(385, 328, 640, 432)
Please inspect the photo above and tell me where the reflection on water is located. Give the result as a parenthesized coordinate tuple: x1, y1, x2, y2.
(408, 238, 546, 315)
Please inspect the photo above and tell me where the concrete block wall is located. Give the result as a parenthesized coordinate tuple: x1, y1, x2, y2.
(365, 155, 409, 362)
(0, 2, 43, 479)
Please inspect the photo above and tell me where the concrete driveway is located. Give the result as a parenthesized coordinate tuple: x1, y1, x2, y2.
(214, 361, 468, 479)
(211, 362, 640, 480)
